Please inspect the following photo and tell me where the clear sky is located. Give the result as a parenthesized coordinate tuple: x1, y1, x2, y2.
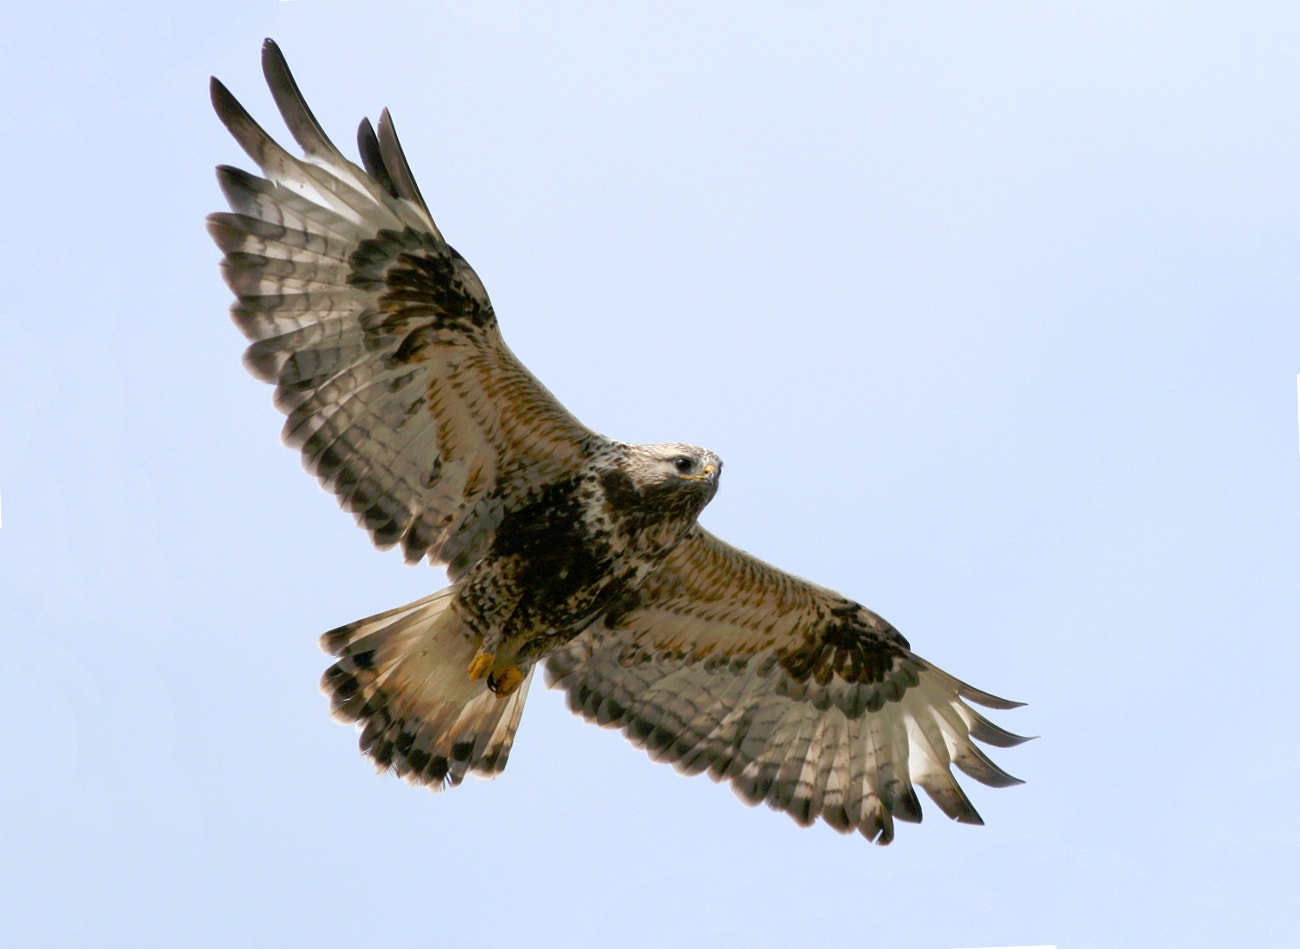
(2, 3, 1298, 947)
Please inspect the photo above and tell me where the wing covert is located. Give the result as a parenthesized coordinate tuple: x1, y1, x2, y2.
(209, 40, 605, 573)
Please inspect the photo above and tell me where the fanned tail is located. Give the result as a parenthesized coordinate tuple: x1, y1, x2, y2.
(321, 589, 533, 788)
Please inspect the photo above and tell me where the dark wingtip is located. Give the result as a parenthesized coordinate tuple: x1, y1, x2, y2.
(958, 681, 1028, 711)
(261, 37, 288, 87)
(209, 76, 240, 121)
(358, 117, 400, 199)
(208, 70, 287, 173)
(969, 712, 1036, 748)
(258, 36, 343, 163)
(376, 108, 430, 212)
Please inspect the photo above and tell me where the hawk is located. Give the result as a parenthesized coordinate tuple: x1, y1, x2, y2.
(209, 39, 1029, 844)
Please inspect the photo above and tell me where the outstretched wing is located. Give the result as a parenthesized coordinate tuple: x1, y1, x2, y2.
(208, 40, 605, 574)
(546, 527, 1030, 843)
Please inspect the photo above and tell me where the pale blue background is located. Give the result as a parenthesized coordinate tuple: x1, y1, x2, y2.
(2, 3, 1298, 947)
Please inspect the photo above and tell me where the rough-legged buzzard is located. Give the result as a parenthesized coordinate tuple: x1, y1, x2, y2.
(208, 39, 1029, 844)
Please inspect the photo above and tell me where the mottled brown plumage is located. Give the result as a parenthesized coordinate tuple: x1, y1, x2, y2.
(210, 39, 1029, 843)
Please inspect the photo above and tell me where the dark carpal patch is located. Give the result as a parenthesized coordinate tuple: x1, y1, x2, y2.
(383, 248, 493, 330)
(777, 607, 909, 686)
(348, 227, 496, 363)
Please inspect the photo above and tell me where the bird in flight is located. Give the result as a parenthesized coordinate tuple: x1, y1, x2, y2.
(208, 39, 1029, 844)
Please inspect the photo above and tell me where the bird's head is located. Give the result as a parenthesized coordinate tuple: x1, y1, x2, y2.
(616, 443, 723, 516)
(646, 443, 721, 486)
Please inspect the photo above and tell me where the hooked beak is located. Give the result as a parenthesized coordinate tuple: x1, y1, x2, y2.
(680, 463, 718, 483)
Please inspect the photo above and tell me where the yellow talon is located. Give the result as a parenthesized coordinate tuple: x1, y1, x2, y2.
(487, 664, 525, 697)
(467, 652, 495, 681)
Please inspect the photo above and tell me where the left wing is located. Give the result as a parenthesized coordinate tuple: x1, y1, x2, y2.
(546, 527, 1029, 843)
(208, 40, 607, 575)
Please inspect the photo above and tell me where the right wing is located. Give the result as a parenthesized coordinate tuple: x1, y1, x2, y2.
(547, 527, 1030, 843)
(208, 39, 606, 575)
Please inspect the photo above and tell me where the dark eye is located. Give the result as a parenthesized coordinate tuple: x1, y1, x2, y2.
(673, 456, 694, 473)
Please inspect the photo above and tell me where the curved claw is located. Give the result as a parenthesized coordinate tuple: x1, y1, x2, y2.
(487, 665, 525, 697)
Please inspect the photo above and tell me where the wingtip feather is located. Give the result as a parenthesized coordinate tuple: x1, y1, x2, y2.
(260, 38, 340, 161)
(376, 108, 431, 214)
(958, 680, 1027, 710)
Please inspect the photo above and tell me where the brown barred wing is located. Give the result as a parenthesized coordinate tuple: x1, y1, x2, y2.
(208, 40, 604, 575)
(546, 527, 1030, 843)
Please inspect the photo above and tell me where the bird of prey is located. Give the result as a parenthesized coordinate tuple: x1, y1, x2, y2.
(208, 39, 1029, 844)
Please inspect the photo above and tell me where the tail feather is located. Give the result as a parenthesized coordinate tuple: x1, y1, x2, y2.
(320, 589, 532, 788)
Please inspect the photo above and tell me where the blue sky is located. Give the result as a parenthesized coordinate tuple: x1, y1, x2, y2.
(2, 3, 1298, 947)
